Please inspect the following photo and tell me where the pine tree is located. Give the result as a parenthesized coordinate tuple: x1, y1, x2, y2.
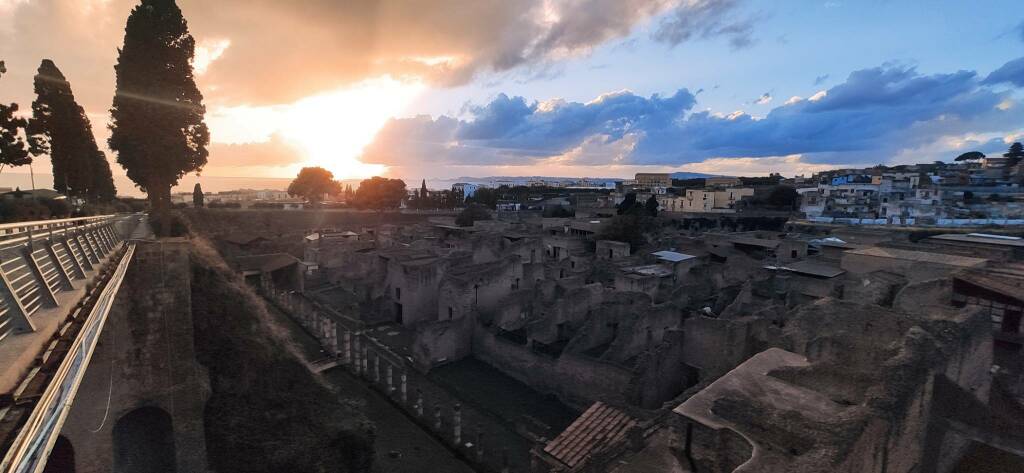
(109, 0, 209, 214)
(1004, 142, 1024, 166)
(0, 61, 32, 171)
(28, 60, 117, 201)
(193, 183, 204, 208)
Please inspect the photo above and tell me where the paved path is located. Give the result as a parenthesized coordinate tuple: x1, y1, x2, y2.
(127, 214, 154, 240)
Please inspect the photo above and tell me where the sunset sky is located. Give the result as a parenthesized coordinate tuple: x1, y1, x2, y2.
(3, 0, 1024, 187)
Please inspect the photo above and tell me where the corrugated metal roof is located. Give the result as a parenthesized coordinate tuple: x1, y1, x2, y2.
(781, 260, 846, 278)
(930, 233, 1024, 248)
(651, 250, 697, 263)
(847, 247, 988, 267)
(730, 236, 781, 249)
(543, 402, 637, 469)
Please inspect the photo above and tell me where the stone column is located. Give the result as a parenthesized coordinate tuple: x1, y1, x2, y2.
(328, 320, 339, 355)
(361, 346, 369, 377)
(343, 330, 352, 366)
(476, 426, 484, 462)
(373, 353, 381, 384)
(453, 403, 462, 446)
(400, 372, 408, 403)
(386, 364, 394, 393)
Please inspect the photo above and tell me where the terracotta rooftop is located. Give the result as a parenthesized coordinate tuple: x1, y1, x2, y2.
(543, 401, 638, 469)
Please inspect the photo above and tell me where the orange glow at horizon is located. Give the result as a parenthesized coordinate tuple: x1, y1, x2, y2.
(277, 77, 424, 180)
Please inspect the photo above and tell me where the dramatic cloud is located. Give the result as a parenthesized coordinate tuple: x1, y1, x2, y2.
(0, 0, 757, 108)
(362, 62, 1021, 172)
(652, 0, 757, 50)
(754, 92, 772, 105)
(361, 89, 698, 168)
(983, 56, 1024, 87)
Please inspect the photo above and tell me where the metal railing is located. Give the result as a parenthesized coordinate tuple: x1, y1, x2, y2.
(0, 216, 123, 344)
(0, 216, 116, 251)
(0, 243, 135, 473)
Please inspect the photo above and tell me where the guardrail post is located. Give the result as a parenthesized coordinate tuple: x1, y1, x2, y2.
(43, 239, 75, 291)
(90, 226, 110, 255)
(0, 256, 35, 333)
(22, 244, 58, 308)
(96, 224, 115, 252)
(69, 230, 95, 270)
(58, 235, 87, 279)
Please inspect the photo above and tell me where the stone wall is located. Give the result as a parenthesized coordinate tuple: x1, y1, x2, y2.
(62, 240, 209, 473)
(682, 315, 770, 380)
(472, 326, 633, 408)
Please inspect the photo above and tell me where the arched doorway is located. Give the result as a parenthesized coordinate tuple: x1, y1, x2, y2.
(113, 406, 176, 473)
(43, 435, 75, 473)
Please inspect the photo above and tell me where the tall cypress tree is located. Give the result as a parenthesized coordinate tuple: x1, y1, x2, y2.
(28, 59, 117, 201)
(193, 182, 204, 208)
(109, 0, 209, 214)
(91, 151, 118, 201)
(0, 61, 32, 171)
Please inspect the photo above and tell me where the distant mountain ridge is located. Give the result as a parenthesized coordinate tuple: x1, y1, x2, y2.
(422, 172, 715, 189)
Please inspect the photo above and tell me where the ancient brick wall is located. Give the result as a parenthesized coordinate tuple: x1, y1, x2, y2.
(62, 240, 209, 473)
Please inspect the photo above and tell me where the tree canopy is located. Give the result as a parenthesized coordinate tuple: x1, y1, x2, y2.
(764, 185, 800, 209)
(287, 167, 342, 205)
(455, 203, 492, 227)
(28, 60, 117, 201)
(1004, 142, 1024, 166)
(954, 151, 985, 162)
(109, 0, 209, 212)
(597, 214, 651, 250)
(0, 61, 31, 170)
(644, 195, 659, 217)
(353, 177, 407, 210)
(466, 187, 499, 208)
(617, 192, 639, 215)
